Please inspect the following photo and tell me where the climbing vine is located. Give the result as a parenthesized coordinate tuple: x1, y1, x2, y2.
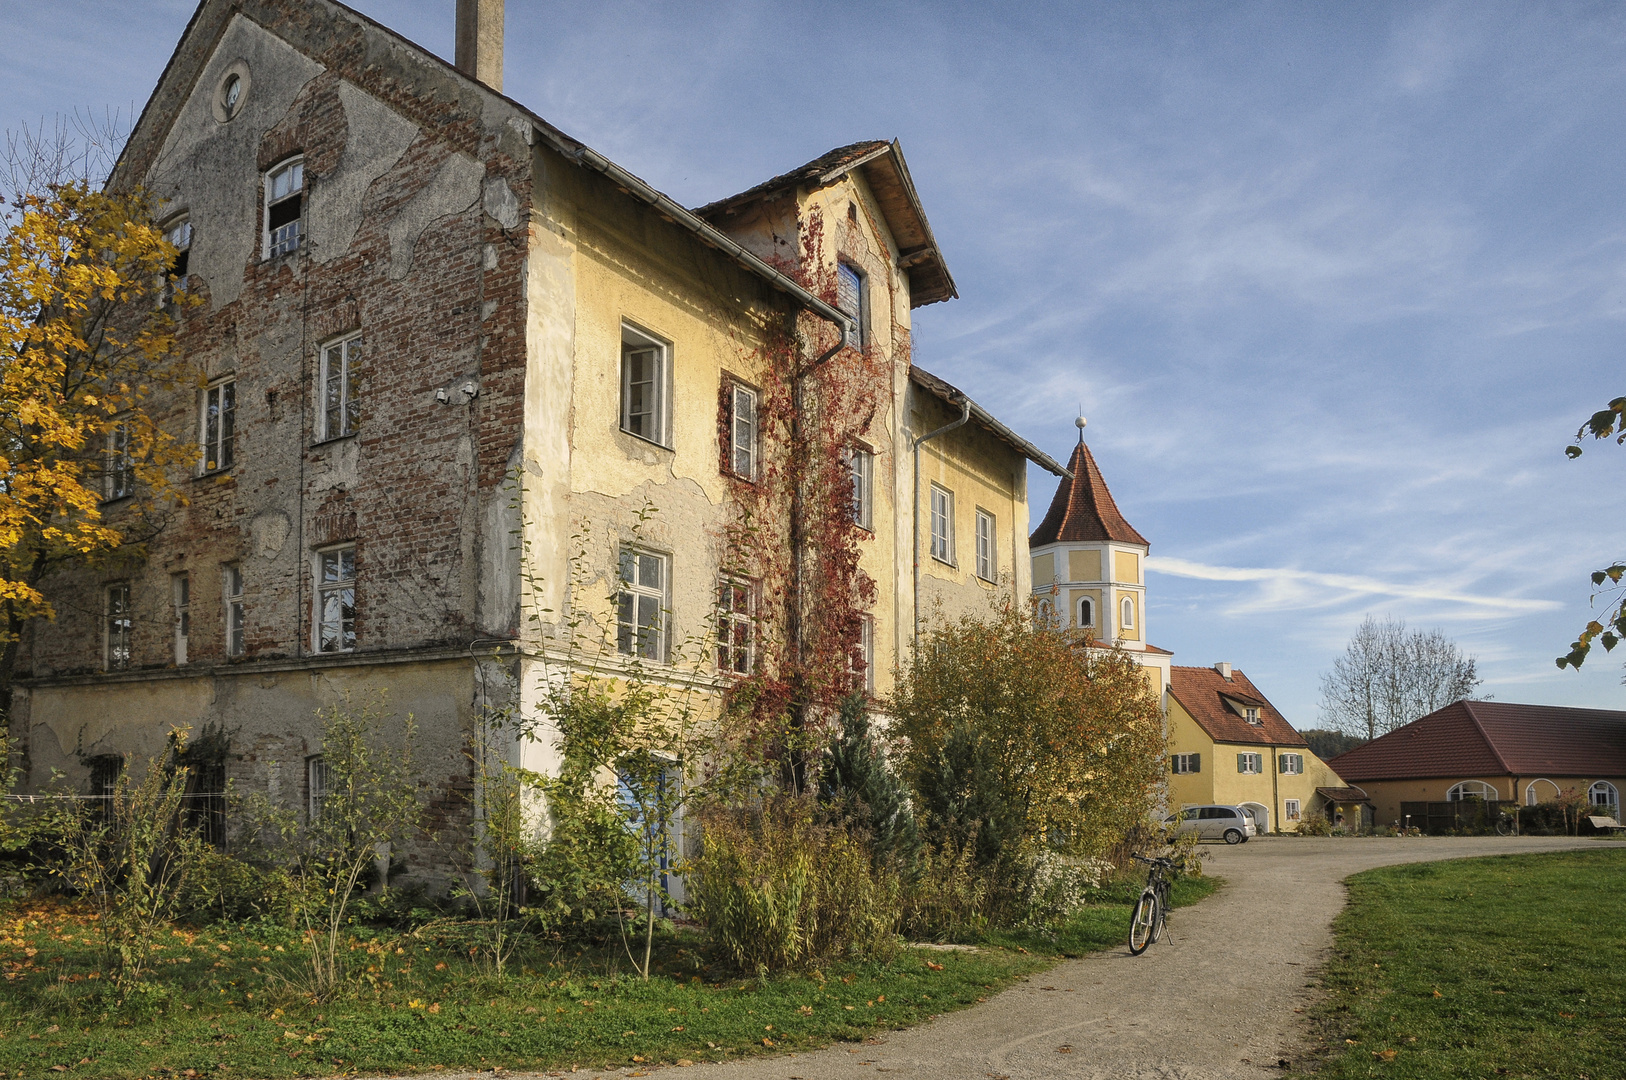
(716, 211, 889, 786)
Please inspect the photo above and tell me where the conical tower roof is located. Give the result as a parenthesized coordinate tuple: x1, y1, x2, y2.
(1028, 437, 1149, 547)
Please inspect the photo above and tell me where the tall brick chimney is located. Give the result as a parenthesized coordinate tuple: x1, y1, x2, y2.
(455, 0, 504, 92)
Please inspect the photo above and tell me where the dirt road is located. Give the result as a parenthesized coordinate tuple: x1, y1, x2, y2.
(663, 835, 1622, 1080)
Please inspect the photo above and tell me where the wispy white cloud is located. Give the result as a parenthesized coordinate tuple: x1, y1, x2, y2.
(1147, 556, 1562, 615)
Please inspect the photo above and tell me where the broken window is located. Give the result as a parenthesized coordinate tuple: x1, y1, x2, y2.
(164, 216, 192, 279)
(847, 615, 875, 694)
(224, 564, 245, 658)
(320, 334, 361, 440)
(975, 509, 995, 581)
(106, 583, 132, 671)
(849, 446, 873, 531)
(716, 576, 752, 675)
(105, 419, 134, 501)
(315, 545, 356, 653)
(929, 484, 954, 564)
(172, 572, 190, 665)
(617, 548, 666, 661)
(837, 262, 865, 349)
(621, 326, 668, 446)
(201, 379, 235, 472)
(265, 159, 303, 258)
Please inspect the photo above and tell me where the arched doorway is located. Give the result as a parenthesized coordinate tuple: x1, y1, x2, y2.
(1240, 801, 1269, 835)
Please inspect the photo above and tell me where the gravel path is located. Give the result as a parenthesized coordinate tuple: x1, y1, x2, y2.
(654, 835, 1623, 1080)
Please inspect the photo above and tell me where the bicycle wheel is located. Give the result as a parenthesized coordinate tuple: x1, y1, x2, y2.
(1129, 890, 1159, 954)
(1495, 816, 1511, 836)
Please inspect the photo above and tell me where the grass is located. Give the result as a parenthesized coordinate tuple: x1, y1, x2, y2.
(1299, 848, 1626, 1080)
(0, 875, 1216, 1078)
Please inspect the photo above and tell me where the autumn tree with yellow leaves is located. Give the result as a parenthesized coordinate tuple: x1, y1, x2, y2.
(1, 150, 197, 721)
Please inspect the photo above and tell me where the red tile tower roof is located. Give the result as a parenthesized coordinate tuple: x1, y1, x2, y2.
(1326, 700, 1626, 781)
(1168, 666, 1309, 749)
(1028, 437, 1149, 547)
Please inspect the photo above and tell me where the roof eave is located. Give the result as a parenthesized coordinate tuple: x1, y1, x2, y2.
(910, 366, 1071, 478)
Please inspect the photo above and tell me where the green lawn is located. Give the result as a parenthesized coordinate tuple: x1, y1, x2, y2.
(0, 876, 1217, 1078)
(1300, 848, 1626, 1080)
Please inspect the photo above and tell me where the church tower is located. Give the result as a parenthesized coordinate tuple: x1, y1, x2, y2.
(1029, 418, 1171, 690)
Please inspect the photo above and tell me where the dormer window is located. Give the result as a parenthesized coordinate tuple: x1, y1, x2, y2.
(1245, 707, 1260, 725)
(265, 159, 303, 258)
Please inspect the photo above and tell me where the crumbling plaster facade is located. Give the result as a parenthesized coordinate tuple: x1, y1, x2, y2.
(13, 0, 1060, 879)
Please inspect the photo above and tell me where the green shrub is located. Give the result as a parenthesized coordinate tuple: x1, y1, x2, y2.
(688, 794, 901, 973)
(1297, 813, 1334, 837)
(820, 693, 920, 871)
(901, 838, 986, 941)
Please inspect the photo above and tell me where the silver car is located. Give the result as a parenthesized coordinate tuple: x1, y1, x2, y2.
(1165, 804, 1257, 844)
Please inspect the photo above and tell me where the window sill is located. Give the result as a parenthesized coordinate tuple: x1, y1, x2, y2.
(194, 468, 235, 482)
(620, 428, 673, 453)
(100, 495, 134, 507)
(930, 554, 957, 569)
(312, 433, 357, 448)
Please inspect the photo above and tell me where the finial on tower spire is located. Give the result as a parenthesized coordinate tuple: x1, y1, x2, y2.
(1075, 413, 1087, 442)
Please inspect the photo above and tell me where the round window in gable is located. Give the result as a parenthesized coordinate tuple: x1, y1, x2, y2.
(212, 62, 251, 123)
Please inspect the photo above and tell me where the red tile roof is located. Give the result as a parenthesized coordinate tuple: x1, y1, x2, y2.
(1317, 786, 1373, 803)
(1029, 438, 1148, 547)
(1326, 701, 1626, 781)
(1169, 666, 1308, 749)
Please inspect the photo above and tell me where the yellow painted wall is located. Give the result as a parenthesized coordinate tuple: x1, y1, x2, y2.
(1348, 775, 1626, 826)
(1113, 550, 1140, 584)
(1032, 552, 1055, 588)
(1067, 588, 1103, 632)
(1069, 549, 1103, 583)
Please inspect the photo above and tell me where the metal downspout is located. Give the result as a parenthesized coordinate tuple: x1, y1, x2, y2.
(911, 398, 971, 643)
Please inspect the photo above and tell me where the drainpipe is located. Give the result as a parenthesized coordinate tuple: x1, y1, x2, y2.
(1269, 742, 1279, 836)
(911, 397, 971, 643)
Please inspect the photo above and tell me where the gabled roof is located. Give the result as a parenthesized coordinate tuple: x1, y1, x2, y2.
(1327, 701, 1626, 781)
(910, 366, 1070, 478)
(695, 140, 959, 308)
(1029, 437, 1149, 548)
(111, 0, 855, 341)
(1169, 666, 1308, 749)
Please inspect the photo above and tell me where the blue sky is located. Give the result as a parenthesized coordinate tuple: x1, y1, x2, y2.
(4, 0, 1624, 724)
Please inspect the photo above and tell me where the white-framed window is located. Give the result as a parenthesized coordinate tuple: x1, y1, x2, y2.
(620, 325, 668, 447)
(319, 334, 361, 440)
(849, 446, 873, 531)
(307, 755, 330, 820)
(1120, 594, 1135, 631)
(837, 262, 866, 349)
(224, 564, 245, 658)
(849, 615, 875, 694)
(1285, 799, 1301, 821)
(929, 484, 954, 564)
(172, 573, 190, 665)
(1237, 752, 1263, 774)
(974, 509, 995, 581)
(1244, 706, 1260, 725)
(1171, 753, 1201, 775)
(265, 158, 303, 258)
(106, 583, 132, 671)
(1525, 779, 1560, 806)
(164, 216, 192, 279)
(1590, 781, 1619, 814)
(617, 548, 667, 660)
(105, 420, 134, 501)
(200, 379, 236, 473)
(1077, 596, 1095, 630)
(724, 382, 756, 479)
(1446, 780, 1498, 802)
(314, 544, 356, 653)
(1279, 753, 1304, 775)
(716, 575, 752, 675)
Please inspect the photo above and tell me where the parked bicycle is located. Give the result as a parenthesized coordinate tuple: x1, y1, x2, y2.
(1128, 853, 1177, 955)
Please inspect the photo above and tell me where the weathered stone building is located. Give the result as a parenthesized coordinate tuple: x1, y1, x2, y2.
(13, 0, 1067, 872)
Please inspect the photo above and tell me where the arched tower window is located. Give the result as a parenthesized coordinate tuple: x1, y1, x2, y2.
(1120, 595, 1134, 630)
(1077, 597, 1094, 629)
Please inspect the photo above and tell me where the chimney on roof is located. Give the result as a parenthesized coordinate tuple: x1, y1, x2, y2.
(455, 0, 504, 92)
(1215, 662, 1232, 680)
